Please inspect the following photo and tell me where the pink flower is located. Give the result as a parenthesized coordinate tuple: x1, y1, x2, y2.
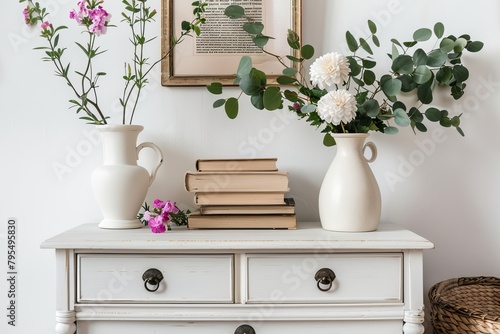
(143, 211, 152, 221)
(69, 1, 111, 36)
(69, 1, 88, 25)
(41, 21, 52, 30)
(88, 5, 111, 36)
(148, 216, 166, 233)
(163, 200, 179, 214)
(153, 199, 165, 210)
(23, 7, 31, 25)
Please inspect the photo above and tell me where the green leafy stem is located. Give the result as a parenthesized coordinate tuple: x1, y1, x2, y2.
(207, 5, 483, 146)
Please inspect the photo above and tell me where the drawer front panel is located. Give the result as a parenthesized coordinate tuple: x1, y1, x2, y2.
(77, 254, 233, 303)
(78, 320, 402, 334)
(247, 253, 402, 303)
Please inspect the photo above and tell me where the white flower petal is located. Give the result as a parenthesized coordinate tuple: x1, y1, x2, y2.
(309, 52, 350, 89)
(317, 90, 357, 125)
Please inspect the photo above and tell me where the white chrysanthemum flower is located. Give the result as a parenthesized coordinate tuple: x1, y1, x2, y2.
(309, 52, 350, 89)
(317, 90, 357, 125)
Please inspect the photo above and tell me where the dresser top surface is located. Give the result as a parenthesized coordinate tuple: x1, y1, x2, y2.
(41, 222, 433, 251)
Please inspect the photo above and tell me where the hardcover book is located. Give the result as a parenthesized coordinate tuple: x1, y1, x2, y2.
(196, 158, 278, 172)
(185, 171, 289, 192)
(194, 192, 287, 205)
(187, 211, 297, 229)
(200, 198, 295, 215)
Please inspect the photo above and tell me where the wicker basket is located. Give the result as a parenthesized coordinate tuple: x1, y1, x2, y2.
(429, 276, 500, 333)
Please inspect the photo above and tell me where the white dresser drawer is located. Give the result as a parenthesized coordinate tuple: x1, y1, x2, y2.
(246, 253, 402, 303)
(78, 319, 402, 333)
(77, 254, 233, 303)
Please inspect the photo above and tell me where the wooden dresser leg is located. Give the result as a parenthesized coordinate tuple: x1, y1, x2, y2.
(55, 310, 76, 334)
(403, 309, 425, 334)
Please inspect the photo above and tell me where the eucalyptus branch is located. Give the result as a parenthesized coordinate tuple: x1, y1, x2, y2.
(207, 5, 483, 146)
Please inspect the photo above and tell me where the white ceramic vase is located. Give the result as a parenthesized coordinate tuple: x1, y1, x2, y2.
(318, 133, 381, 232)
(91, 125, 163, 229)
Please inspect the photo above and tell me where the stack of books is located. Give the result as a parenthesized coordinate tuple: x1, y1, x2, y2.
(184, 158, 296, 229)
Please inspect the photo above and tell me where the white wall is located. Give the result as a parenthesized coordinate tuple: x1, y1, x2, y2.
(1, 0, 499, 332)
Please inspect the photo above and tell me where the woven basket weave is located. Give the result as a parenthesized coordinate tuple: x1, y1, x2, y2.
(429, 276, 500, 333)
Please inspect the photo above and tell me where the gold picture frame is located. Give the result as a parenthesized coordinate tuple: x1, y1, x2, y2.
(161, 0, 302, 86)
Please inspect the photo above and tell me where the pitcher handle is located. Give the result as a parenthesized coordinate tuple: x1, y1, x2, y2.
(137, 142, 163, 186)
(363, 141, 377, 163)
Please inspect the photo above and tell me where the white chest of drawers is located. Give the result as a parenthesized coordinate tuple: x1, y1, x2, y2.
(41, 222, 433, 334)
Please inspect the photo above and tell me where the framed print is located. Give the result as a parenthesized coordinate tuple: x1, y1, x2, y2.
(161, 0, 302, 86)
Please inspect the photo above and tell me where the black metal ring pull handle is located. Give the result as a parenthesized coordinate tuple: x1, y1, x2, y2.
(234, 324, 256, 334)
(142, 268, 164, 292)
(315, 268, 336, 292)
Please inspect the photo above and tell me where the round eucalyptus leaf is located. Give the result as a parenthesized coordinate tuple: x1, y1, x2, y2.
(451, 85, 465, 100)
(250, 94, 264, 110)
(434, 22, 445, 38)
(413, 49, 428, 67)
(451, 116, 461, 127)
(236, 56, 253, 78)
(213, 99, 225, 108)
(392, 55, 414, 74)
(393, 101, 406, 111)
(286, 55, 302, 63)
(224, 5, 244, 19)
(415, 122, 427, 132)
(436, 66, 453, 85)
(253, 35, 270, 47)
(427, 50, 447, 67)
(301, 44, 314, 59)
(440, 117, 452, 127)
(413, 65, 432, 84)
(408, 107, 423, 123)
(382, 78, 402, 97)
(413, 28, 432, 42)
(348, 57, 361, 76)
(363, 70, 376, 85)
(284, 89, 298, 102)
(399, 74, 417, 92)
(453, 65, 469, 82)
(240, 70, 263, 96)
(391, 38, 402, 48)
(368, 20, 377, 34)
(425, 107, 442, 122)
(363, 99, 380, 117)
(225, 98, 239, 119)
(403, 41, 418, 48)
(345, 31, 358, 52)
(263, 86, 282, 111)
(359, 38, 373, 55)
(439, 38, 455, 53)
(384, 126, 399, 135)
(207, 82, 223, 95)
(453, 37, 467, 53)
(301, 104, 316, 114)
(394, 108, 410, 127)
(467, 41, 484, 52)
(418, 84, 433, 104)
(362, 59, 376, 69)
(323, 133, 336, 147)
(276, 76, 296, 85)
(283, 67, 297, 76)
(243, 22, 264, 35)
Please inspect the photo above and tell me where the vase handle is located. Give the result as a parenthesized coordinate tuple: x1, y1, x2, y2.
(137, 142, 163, 186)
(363, 141, 377, 163)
